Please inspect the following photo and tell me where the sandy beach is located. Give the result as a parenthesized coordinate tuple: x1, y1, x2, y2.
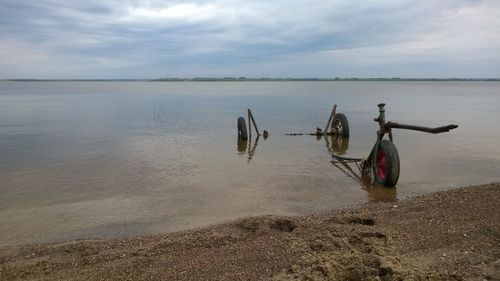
(1, 183, 499, 281)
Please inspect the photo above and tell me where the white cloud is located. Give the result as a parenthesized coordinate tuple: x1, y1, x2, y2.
(127, 3, 217, 21)
(0, 0, 499, 78)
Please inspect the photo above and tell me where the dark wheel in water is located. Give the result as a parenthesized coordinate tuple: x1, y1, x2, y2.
(332, 113, 350, 137)
(237, 117, 248, 139)
(374, 140, 400, 187)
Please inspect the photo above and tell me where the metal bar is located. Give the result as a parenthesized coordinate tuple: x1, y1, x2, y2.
(324, 104, 337, 133)
(376, 103, 386, 131)
(248, 110, 252, 139)
(385, 122, 458, 134)
(354, 161, 361, 172)
(331, 154, 363, 162)
(366, 132, 381, 169)
(338, 159, 362, 179)
(331, 161, 360, 181)
(331, 160, 362, 164)
(248, 109, 260, 135)
(285, 132, 339, 136)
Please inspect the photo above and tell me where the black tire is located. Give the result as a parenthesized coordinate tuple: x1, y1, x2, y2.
(332, 113, 349, 137)
(373, 140, 400, 187)
(237, 117, 248, 139)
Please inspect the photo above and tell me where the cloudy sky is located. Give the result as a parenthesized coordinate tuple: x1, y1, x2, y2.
(1, 0, 499, 79)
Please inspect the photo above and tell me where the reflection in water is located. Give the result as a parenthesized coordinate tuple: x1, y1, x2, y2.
(237, 138, 248, 154)
(365, 184, 398, 202)
(324, 135, 349, 155)
(237, 136, 260, 161)
(248, 136, 259, 160)
(325, 135, 397, 202)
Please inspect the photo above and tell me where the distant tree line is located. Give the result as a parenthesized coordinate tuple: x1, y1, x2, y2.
(3, 77, 499, 82)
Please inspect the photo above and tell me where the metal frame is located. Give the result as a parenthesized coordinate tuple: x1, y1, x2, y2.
(331, 103, 458, 181)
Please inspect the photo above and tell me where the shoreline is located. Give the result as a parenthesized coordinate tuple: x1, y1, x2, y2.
(1, 183, 499, 280)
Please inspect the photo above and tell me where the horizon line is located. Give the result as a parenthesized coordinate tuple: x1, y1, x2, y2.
(2, 77, 500, 82)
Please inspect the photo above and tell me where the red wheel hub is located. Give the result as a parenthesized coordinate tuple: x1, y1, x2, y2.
(376, 150, 387, 180)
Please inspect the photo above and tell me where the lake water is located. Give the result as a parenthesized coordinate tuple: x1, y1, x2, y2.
(1, 81, 499, 246)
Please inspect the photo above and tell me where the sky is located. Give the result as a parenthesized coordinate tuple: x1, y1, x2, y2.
(1, 0, 499, 79)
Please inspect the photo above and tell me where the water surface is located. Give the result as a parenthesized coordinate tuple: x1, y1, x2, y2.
(1, 81, 499, 246)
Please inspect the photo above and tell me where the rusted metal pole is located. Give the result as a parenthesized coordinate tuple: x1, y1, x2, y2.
(248, 109, 260, 135)
(385, 122, 458, 134)
(247, 110, 252, 139)
(324, 104, 337, 133)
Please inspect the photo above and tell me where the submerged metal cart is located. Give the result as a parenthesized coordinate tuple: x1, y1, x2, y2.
(332, 103, 458, 187)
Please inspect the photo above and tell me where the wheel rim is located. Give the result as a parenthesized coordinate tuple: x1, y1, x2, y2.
(376, 150, 387, 180)
(334, 120, 343, 135)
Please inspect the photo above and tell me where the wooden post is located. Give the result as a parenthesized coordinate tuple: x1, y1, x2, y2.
(324, 104, 337, 133)
(248, 109, 260, 135)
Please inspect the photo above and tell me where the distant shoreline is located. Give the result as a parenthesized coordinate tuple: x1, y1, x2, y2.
(2, 77, 500, 82)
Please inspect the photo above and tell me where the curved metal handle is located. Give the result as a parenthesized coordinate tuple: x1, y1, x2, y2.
(385, 122, 458, 134)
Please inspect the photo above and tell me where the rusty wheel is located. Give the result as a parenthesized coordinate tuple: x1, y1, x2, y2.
(374, 140, 399, 187)
(332, 113, 349, 137)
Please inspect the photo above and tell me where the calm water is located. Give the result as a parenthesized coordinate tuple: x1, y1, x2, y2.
(1, 81, 499, 246)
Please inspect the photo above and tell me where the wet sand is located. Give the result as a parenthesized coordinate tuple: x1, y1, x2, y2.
(1, 183, 499, 281)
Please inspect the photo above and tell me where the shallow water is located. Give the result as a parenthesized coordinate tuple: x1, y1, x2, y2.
(1, 81, 499, 246)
